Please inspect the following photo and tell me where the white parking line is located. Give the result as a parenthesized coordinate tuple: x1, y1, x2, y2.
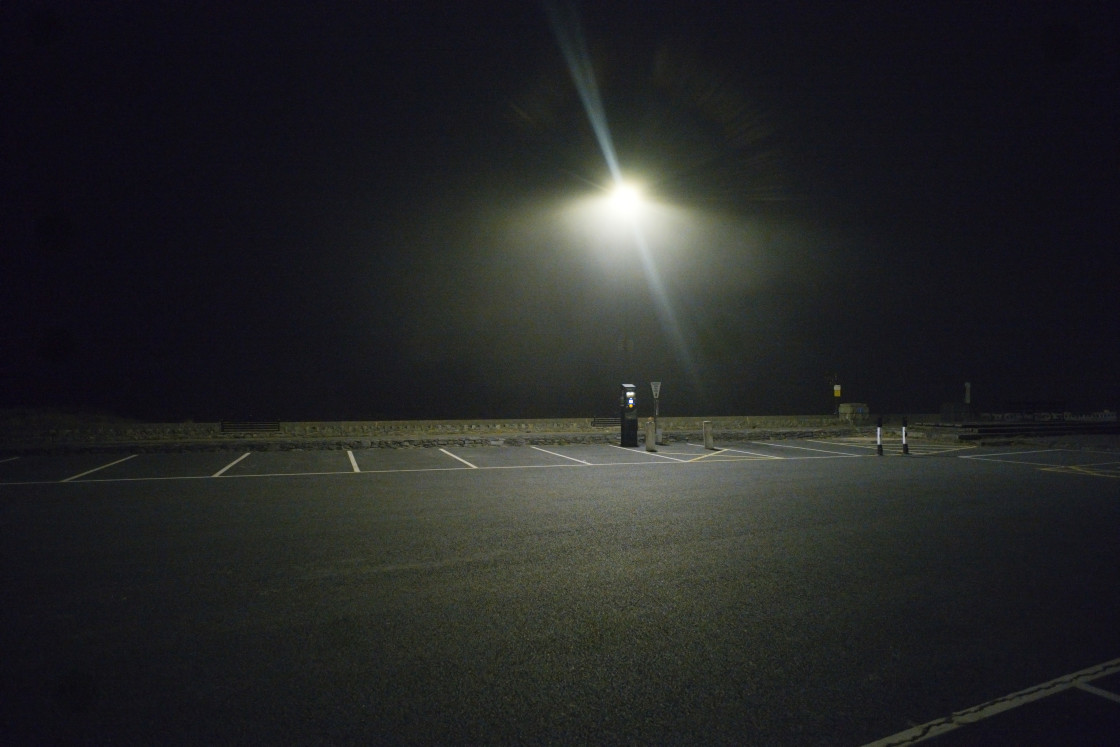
(440, 448, 477, 468)
(862, 656, 1120, 745)
(213, 452, 251, 477)
(61, 454, 137, 482)
(0, 441, 908, 486)
(1076, 681, 1120, 704)
(0, 456, 20, 464)
(531, 446, 591, 465)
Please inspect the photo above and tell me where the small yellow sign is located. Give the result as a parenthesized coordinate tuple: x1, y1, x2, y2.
(833, 385, 841, 397)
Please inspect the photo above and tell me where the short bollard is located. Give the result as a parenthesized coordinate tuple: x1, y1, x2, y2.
(703, 420, 714, 450)
(645, 419, 657, 452)
(876, 417, 884, 456)
(902, 417, 910, 455)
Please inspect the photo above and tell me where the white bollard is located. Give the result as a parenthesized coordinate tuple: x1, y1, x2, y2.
(645, 419, 657, 452)
(703, 420, 714, 450)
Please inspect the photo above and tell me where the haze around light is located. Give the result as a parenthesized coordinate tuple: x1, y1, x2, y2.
(544, 2, 703, 395)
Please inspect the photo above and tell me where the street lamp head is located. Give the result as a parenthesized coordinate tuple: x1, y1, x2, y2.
(608, 180, 643, 217)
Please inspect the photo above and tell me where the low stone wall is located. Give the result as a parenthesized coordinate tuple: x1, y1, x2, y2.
(0, 414, 940, 454)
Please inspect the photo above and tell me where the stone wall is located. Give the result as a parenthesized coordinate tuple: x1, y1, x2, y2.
(1, 415, 939, 453)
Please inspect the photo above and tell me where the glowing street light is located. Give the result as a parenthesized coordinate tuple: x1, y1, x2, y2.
(607, 180, 643, 218)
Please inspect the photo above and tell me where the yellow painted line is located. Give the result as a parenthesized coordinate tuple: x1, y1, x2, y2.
(810, 439, 976, 455)
(607, 444, 686, 462)
(756, 441, 862, 457)
(687, 449, 726, 462)
(1070, 459, 1120, 468)
(901, 443, 977, 454)
(962, 448, 1062, 459)
(715, 446, 784, 459)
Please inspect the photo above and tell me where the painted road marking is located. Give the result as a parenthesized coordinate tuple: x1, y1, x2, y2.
(1076, 681, 1120, 704)
(60, 454, 137, 482)
(213, 452, 251, 477)
(32, 460, 674, 483)
(681, 449, 777, 463)
(905, 444, 977, 455)
(960, 448, 1063, 462)
(753, 441, 864, 457)
(810, 438, 975, 456)
(440, 448, 477, 468)
(1039, 462, 1120, 479)
(863, 656, 1120, 745)
(608, 444, 686, 462)
(960, 449, 1120, 477)
(707, 445, 783, 460)
(531, 446, 591, 465)
(686, 449, 726, 462)
(7, 443, 1102, 486)
(0, 456, 20, 464)
(0, 456, 772, 485)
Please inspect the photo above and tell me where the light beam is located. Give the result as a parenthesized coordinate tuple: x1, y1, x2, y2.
(545, 1, 702, 397)
(543, 2, 621, 182)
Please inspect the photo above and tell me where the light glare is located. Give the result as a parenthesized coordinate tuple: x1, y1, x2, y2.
(609, 182, 642, 215)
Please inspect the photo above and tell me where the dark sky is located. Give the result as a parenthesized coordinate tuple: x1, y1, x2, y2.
(3, 1, 1118, 421)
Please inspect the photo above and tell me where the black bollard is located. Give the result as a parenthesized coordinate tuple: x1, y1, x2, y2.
(902, 417, 910, 455)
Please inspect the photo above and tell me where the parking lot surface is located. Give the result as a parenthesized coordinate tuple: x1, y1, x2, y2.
(2, 439, 1118, 744)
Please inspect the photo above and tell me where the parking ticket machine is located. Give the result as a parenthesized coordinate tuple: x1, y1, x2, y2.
(620, 383, 638, 446)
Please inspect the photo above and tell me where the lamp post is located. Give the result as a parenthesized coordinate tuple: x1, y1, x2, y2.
(583, 176, 659, 428)
(605, 179, 644, 387)
(567, 173, 692, 428)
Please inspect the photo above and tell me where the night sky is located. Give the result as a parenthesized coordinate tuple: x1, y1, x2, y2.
(3, 1, 1117, 421)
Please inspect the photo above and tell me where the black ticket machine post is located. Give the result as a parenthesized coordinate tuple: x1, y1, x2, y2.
(620, 383, 639, 447)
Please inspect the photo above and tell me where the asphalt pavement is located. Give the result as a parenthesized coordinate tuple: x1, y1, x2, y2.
(1, 439, 1118, 744)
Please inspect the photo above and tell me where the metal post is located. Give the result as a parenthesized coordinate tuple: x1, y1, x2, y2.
(703, 420, 714, 450)
(876, 416, 883, 456)
(901, 417, 909, 455)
